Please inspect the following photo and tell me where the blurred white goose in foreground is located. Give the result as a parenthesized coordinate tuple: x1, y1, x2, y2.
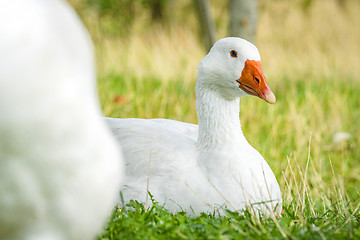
(107, 37, 281, 215)
(0, 0, 123, 239)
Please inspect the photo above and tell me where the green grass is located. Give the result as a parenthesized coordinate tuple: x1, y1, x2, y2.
(99, 74, 196, 122)
(98, 74, 360, 239)
(99, 196, 360, 239)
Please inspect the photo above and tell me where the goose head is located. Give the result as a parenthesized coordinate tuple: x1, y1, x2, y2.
(197, 37, 275, 104)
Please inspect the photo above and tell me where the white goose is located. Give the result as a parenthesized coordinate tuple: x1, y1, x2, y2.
(107, 37, 281, 215)
(0, 0, 123, 239)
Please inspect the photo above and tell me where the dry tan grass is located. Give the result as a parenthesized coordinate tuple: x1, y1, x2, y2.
(69, 0, 360, 84)
(95, 26, 204, 82)
(258, 0, 360, 81)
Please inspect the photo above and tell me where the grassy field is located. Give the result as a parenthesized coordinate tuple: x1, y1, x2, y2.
(69, 0, 360, 238)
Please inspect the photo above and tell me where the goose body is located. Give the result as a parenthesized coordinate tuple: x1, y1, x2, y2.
(0, 0, 123, 239)
(107, 37, 281, 215)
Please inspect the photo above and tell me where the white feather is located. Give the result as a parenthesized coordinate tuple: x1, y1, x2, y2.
(0, 0, 123, 239)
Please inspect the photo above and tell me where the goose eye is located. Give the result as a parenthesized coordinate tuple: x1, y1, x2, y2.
(230, 50, 237, 58)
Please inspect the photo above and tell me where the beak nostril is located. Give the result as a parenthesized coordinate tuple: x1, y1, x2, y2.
(254, 77, 260, 85)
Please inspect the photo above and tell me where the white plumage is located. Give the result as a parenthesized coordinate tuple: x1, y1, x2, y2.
(0, 0, 123, 239)
(107, 37, 281, 215)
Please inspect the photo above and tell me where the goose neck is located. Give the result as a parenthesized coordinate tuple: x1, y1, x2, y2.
(195, 84, 245, 150)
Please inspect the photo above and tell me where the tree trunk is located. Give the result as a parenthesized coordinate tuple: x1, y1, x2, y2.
(228, 0, 258, 44)
(149, 0, 164, 21)
(194, 0, 216, 52)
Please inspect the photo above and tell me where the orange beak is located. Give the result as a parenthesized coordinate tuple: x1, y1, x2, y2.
(237, 60, 276, 104)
